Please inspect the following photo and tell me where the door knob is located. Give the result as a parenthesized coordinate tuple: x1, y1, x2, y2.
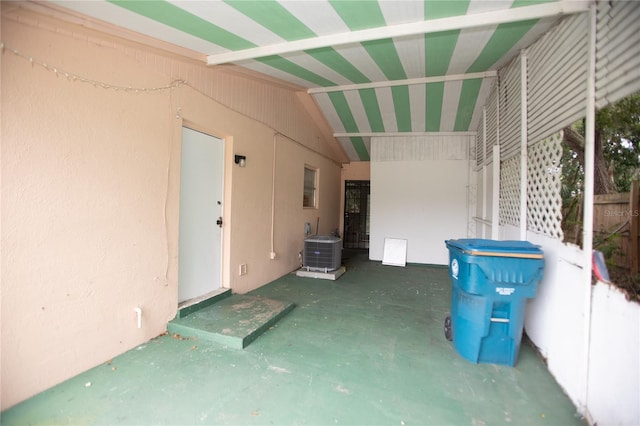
(216, 217, 223, 228)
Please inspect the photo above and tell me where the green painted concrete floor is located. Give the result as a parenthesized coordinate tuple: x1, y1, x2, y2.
(2, 250, 584, 426)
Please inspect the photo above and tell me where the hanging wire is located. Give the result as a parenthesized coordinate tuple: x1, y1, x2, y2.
(0, 41, 341, 167)
(0, 42, 187, 93)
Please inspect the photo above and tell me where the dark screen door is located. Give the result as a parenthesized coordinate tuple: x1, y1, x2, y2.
(343, 180, 370, 249)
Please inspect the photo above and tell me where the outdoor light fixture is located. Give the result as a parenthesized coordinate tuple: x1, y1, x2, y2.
(234, 155, 246, 167)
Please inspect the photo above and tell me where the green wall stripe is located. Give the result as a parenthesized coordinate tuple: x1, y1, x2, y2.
(424, 0, 470, 20)
(466, 20, 538, 73)
(425, 30, 459, 77)
(392, 86, 412, 132)
(224, 0, 316, 40)
(356, 37, 409, 131)
(350, 137, 370, 161)
(359, 89, 385, 132)
(361, 39, 407, 81)
(109, 0, 254, 50)
(328, 92, 359, 133)
(423, 0, 467, 79)
(454, 79, 483, 131)
(329, 0, 386, 30)
(257, 56, 335, 87)
(306, 48, 370, 84)
(329, 92, 370, 160)
(422, 1, 469, 132)
(425, 82, 444, 132)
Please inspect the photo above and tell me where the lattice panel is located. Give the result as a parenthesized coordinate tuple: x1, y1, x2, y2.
(527, 131, 564, 240)
(500, 155, 521, 226)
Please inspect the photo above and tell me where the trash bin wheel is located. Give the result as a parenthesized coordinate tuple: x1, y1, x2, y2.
(444, 315, 453, 341)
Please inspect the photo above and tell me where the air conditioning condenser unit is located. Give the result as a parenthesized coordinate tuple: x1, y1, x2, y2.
(303, 236, 342, 272)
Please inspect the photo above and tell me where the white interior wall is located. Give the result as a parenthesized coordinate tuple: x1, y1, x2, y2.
(474, 165, 495, 239)
(370, 135, 472, 265)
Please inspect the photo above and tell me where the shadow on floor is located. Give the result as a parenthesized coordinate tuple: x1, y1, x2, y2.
(2, 250, 584, 425)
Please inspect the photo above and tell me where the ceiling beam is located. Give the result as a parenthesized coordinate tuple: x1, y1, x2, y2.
(334, 132, 477, 138)
(206, 1, 589, 66)
(307, 71, 497, 94)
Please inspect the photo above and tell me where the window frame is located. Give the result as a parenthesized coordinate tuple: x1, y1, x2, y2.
(303, 166, 318, 209)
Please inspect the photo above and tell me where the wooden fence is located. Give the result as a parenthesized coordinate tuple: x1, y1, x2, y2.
(593, 180, 640, 274)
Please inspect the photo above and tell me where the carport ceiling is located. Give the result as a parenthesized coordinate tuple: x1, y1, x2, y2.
(52, 0, 588, 161)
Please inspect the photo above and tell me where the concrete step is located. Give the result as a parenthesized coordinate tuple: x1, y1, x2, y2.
(167, 294, 295, 349)
(175, 288, 232, 319)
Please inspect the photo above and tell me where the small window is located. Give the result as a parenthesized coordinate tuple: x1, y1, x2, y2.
(303, 166, 317, 208)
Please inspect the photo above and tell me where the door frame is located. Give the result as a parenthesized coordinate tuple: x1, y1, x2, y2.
(343, 180, 371, 249)
(174, 125, 231, 307)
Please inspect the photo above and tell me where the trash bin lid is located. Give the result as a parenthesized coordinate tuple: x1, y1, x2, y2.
(445, 239, 543, 259)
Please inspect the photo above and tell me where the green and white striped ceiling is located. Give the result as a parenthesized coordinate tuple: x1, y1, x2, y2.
(53, 0, 585, 161)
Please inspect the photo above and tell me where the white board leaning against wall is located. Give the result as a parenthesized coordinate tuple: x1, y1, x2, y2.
(370, 135, 472, 265)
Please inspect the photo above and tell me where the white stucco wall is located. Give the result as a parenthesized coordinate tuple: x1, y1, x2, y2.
(1, 8, 342, 410)
(520, 231, 587, 407)
(503, 227, 640, 426)
(588, 282, 640, 425)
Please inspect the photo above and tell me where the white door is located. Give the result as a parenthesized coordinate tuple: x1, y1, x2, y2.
(178, 127, 224, 303)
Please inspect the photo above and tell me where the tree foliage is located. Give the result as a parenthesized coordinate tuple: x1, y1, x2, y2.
(560, 93, 640, 300)
(562, 92, 640, 197)
(598, 93, 640, 192)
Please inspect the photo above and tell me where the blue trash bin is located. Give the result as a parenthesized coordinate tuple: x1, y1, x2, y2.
(444, 239, 544, 366)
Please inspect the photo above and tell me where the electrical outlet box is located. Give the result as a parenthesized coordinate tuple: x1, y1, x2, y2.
(239, 264, 247, 276)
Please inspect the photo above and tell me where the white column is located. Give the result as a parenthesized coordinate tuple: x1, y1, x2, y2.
(491, 148, 500, 240)
(481, 108, 488, 238)
(494, 84, 501, 239)
(519, 50, 528, 240)
(579, 3, 597, 423)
